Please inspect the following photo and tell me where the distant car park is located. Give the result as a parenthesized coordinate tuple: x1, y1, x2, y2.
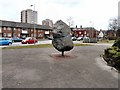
(21, 37, 38, 44)
(0, 38, 12, 45)
(83, 37, 97, 43)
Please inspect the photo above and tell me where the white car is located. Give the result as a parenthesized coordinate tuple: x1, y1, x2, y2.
(71, 37, 77, 41)
(83, 37, 90, 43)
(77, 37, 83, 41)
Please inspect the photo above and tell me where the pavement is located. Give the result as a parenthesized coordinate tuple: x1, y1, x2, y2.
(2, 45, 119, 88)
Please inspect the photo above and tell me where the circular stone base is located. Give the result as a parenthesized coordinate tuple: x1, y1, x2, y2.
(50, 53, 77, 60)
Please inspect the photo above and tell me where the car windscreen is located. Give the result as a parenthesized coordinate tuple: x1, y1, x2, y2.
(5, 39, 9, 40)
(25, 37, 31, 40)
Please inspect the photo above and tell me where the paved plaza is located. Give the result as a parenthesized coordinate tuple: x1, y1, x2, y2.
(2, 45, 119, 88)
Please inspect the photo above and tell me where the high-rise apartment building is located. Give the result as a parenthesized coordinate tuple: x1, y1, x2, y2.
(42, 19, 53, 27)
(21, 9, 37, 24)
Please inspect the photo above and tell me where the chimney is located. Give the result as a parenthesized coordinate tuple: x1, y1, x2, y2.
(76, 25, 77, 28)
(80, 25, 82, 29)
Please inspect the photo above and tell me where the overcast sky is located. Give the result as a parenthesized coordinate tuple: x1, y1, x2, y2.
(0, 0, 119, 30)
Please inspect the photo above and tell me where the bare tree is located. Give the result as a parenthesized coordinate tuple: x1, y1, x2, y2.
(66, 16, 74, 27)
(108, 17, 118, 39)
(108, 17, 118, 31)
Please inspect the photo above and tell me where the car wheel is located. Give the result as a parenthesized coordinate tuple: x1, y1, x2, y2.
(9, 43, 12, 46)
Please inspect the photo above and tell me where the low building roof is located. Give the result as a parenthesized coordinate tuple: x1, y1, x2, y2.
(71, 27, 97, 31)
(0, 20, 53, 30)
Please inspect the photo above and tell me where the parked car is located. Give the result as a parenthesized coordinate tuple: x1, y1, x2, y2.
(0, 38, 12, 45)
(89, 38, 97, 43)
(77, 37, 83, 41)
(83, 37, 97, 43)
(46, 35, 53, 40)
(71, 37, 77, 41)
(21, 37, 38, 44)
(83, 37, 90, 43)
(12, 37, 23, 42)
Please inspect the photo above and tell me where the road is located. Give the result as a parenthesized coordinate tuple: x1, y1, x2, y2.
(2, 44, 118, 88)
(0, 40, 113, 48)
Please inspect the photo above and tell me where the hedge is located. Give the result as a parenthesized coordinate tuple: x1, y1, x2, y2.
(103, 38, 120, 70)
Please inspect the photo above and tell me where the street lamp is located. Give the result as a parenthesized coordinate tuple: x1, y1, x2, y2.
(89, 21, 94, 38)
(31, 4, 36, 44)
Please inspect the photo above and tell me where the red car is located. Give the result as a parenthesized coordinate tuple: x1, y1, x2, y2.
(21, 37, 38, 44)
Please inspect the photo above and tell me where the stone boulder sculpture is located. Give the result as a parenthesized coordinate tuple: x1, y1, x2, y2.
(52, 20, 74, 56)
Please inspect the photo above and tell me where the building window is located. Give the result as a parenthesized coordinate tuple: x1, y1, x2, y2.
(0, 27, 1, 33)
(14, 28, 16, 31)
(3, 27, 6, 30)
(14, 33, 17, 37)
(18, 34, 20, 37)
(34, 34, 36, 37)
(8, 27, 11, 30)
(18, 28, 21, 31)
(31, 29, 33, 32)
(8, 33, 11, 37)
(31, 34, 33, 37)
(79, 32, 81, 34)
(38, 33, 43, 37)
(39, 30, 42, 32)
(3, 33, 6, 37)
(45, 31, 49, 34)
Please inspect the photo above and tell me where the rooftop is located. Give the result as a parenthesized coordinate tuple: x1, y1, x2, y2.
(0, 20, 52, 30)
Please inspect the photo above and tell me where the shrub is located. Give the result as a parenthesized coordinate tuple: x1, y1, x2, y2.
(108, 49, 117, 55)
(115, 60, 120, 70)
(104, 47, 118, 57)
(113, 52, 120, 59)
(104, 45, 120, 69)
(112, 38, 120, 48)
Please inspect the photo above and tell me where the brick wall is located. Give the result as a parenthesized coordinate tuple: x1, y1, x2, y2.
(1, 26, 52, 39)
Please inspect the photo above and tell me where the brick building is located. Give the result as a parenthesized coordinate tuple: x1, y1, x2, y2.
(71, 27, 99, 38)
(0, 20, 52, 39)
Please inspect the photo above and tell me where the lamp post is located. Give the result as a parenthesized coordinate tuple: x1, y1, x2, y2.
(31, 4, 36, 44)
(89, 21, 94, 38)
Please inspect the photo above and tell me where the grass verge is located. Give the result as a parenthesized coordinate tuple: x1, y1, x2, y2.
(2, 44, 92, 49)
(98, 40, 115, 43)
